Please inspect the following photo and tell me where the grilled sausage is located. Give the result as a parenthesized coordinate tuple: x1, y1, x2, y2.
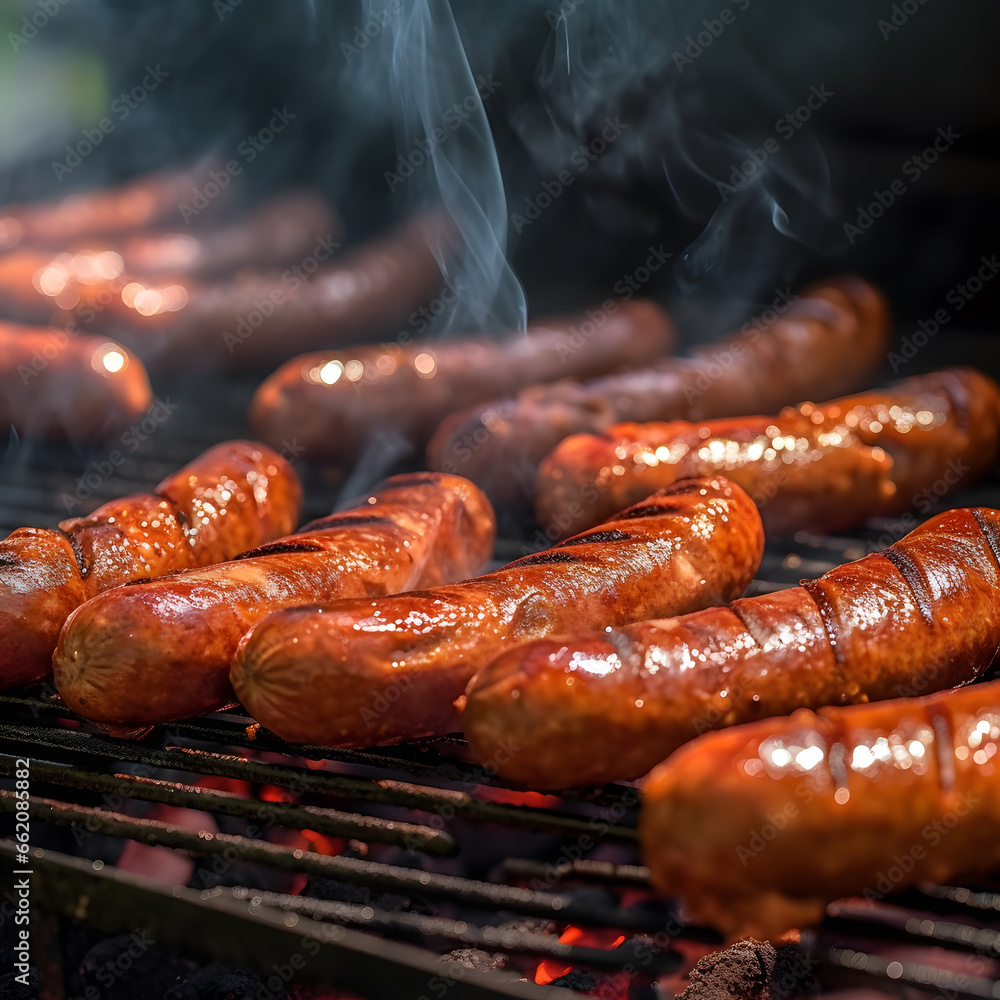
(535, 368, 1000, 538)
(427, 276, 891, 508)
(120, 190, 341, 279)
(1, 441, 301, 690)
(0, 191, 343, 325)
(641, 676, 1000, 940)
(231, 477, 764, 747)
(0, 161, 228, 251)
(0, 322, 152, 442)
(462, 507, 1000, 790)
(90, 213, 450, 371)
(249, 300, 674, 465)
(53, 473, 495, 731)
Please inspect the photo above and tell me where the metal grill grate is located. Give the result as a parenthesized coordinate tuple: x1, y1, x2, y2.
(4, 366, 1000, 998)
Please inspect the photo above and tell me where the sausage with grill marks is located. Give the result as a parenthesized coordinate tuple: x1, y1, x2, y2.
(462, 507, 1000, 789)
(53, 473, 495, 730)
(1, 440, 301, 690)
(427, 276, 891, 509)
(641, 675, 1000, 940)
(230, 477, 764, 747)
(535, 368, 1000, 539)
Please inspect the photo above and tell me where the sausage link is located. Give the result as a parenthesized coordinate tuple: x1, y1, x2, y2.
(1, 440, 301, 690)
(0, 191, 343, 325)
(462, 507, 1000, 789)
(0, 161, 228, 251)
(231, 477, 764, 747)
(536, 368, 1000, 538)
(0, 323, 153, 442)
(249, 300, 674, 465)
(641, 676, 1000, 940)
(86, 214, 450, 371)
(53, 473, 495, 730)
(427, 276, 891, 508)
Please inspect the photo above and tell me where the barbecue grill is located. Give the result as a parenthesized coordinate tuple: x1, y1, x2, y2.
(4, 360, 1000, 1000)
(4, 1, 1000, 994)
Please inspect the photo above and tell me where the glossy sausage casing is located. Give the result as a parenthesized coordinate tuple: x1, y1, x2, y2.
(231, 477, 764, 747)
(427, 276, 891, 508)
(53, 473, 495, 729)
(0, 323, 152, 442)
(0, 440, 301, 689)
(641, 678, 1000, 940)
(536, 368, 1000, 538)
(250, 299, 673, 465)
(462, 508, 1000, 789)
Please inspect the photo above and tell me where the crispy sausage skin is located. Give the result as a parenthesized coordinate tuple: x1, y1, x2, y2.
(462, 508, 1000, 790)
(641, 677, 1000, 940)
(0, 161, 227, 251)
(249, 300, 674, 465)
(1, 441, 301, 690)
(0, 323, 153, 442)
(53, 473, 495, 730)
(231, 477, 764, 748)
(427, 276, 891, 508)
(536, 368, 1000, 538)
(0, 191, 343, 325)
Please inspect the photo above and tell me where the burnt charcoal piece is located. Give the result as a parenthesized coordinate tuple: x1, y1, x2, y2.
(678, 939, 774, 1000)
(678, 939, 817, 1000)
(551, 968, 600, 990)
(438, 949, 507, 971)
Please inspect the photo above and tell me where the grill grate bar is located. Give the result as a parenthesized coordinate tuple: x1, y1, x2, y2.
(0, 692, 635, 806)
(1, 791, 661, 932)
(229, 885, 682, 975)
(0, 843, 575, 1000)
(826, 899, 1000, 955)
(502, 858, 654, 890)
(823, 945, 1000, 999)
(0, 754, 455, 855)
(0, 722, 637, 842)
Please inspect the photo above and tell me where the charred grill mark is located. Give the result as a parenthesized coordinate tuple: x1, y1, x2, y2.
(56, 528, 89, 578)
(558, 529, 632, 546)
(297, 513, 395, 533)
(726, 600, 766, 650)
(512, 550, 581, 568)
(614, 502, 680, 521)
(235, 540, 324, 560)
(800, 578, 847, 667)
(882, 546, 936, 627)
(972, 509, 1000, 572)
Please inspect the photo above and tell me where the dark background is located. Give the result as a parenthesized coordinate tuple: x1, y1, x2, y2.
(1, 0, 998, 342)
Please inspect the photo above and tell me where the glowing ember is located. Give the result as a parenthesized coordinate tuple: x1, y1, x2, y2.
(534, 925, 627, 985)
